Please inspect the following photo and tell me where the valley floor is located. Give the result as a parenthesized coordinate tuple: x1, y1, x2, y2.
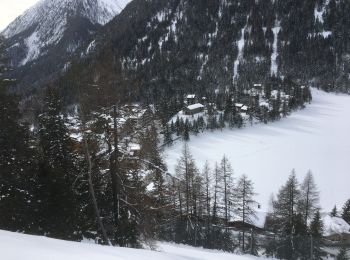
(165, 88, 350, 212)
(0, 230, 269, 260)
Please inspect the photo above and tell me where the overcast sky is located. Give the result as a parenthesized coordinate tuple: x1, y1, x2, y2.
(0, 0, 40, 31)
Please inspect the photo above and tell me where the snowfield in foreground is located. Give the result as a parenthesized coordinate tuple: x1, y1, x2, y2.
(165, 89, 350, 212)
(0, 230, 268, 260)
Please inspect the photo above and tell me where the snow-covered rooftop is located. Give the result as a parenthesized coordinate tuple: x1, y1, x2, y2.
(186, 103, 204, 110)
(128, 143, 141, 151)
(323, 215, 350, 236)
(252, 211, 268, 229)
(259, 101, 269, 107)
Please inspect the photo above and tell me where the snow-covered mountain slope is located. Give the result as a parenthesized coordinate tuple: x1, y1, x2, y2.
(165, 89, 350, 212)
(3, 0, 129, 38)
(2, 0, 131, 66)
(0, 230, 269, 260)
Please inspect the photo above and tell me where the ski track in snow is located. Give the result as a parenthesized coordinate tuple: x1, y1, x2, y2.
(270, 25, 280, 76)
(233, 24, 247, 83)
(165, 89, 350, 212)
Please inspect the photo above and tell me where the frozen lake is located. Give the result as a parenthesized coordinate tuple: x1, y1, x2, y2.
(165, 89, 350, 212)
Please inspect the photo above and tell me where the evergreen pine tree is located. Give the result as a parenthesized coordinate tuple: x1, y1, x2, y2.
(247, 229, 259, 256)
(234, 113, 244, 128)
(163, 124, 173, 146)
(183, 120, 190, 141)
(220, 156, 234, 223)
(219, 113, 225, 130)
(175, 144, 199, 216)
(202, 161, 211, 218)
(234, 174, 257, 252)
(142, 125, 170, 240)
(331, 205, 338, 217)
(174, 144, 204, 245)
(274, 170, 301, 259)
(298, 170, 320, 224)
(341, 199, 350, 224)
(293, 213, 309, 260)
(212, 163, 220, 222)
(310, 210, 324, 260)
(37, 86, 80, 240)
(116, 162, 143, 248)
(337, 245, 349, 260)
(0, 38, 38, 233)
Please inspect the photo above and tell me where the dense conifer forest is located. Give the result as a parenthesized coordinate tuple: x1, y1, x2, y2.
(1, 0, 350, 259)
(2, 36, 350, 259)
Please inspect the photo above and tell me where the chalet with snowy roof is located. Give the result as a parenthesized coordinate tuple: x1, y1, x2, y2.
(235, 103, 244, 109)
(228, 221, 264, 233)
(127, 143, 141, 157)
(322, 215, 350, 246)
(124, 105, 154, 127)
(186, 94, 197, 105)
(280, 92, 290, 101)
(270, 90, 280, 100)
(228, 211, 267, 234)
(241, 105, 248, 112)
(184, 103, 204, 115)
(244, 84, 263, 97)
(246, 88, 260, 97)
(235, 103, 247, 113)
(259, 100, 270, 108)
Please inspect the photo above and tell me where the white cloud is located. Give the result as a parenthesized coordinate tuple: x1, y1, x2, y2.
(0, 0, 40, 31)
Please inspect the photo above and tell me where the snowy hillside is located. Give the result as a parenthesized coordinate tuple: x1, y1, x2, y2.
(0, 230, 270, 260)
(323, 215, 350, 236)
(2, 0, 131, 65)
(165, 89, 350, 212)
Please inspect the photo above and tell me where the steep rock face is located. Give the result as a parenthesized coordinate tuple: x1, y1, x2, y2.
(1, 0, 131, 90)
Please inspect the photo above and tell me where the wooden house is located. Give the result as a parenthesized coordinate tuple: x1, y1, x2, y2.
(183, 103, 204, 115)
(186, 94, 197, 105)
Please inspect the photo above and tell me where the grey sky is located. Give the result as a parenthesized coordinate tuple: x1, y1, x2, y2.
(0, 0, 40, 31)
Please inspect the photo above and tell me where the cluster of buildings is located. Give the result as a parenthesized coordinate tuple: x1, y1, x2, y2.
(182, 84, 265, 116)
(181, 83, 300, 117)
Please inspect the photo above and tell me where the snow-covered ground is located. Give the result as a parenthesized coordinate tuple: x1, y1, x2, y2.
(165, 89, 350, 212)
(0, 230, 270, 260)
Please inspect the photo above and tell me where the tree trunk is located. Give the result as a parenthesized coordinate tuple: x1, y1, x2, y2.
(82, 131, 110, 245)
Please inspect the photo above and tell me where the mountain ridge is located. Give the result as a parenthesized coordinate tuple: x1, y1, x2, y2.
(3, 0, 350, 100)
(1, 0, 132, 92)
